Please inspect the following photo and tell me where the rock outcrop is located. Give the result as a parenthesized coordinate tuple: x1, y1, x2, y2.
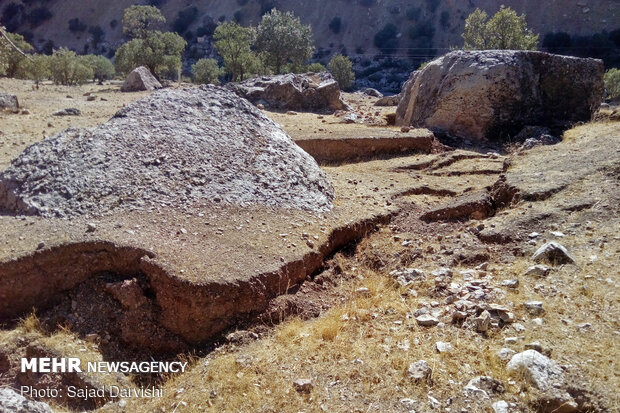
(0, 93, 19, 110)
(396, 51, 604, 141)
(0, 85, 334, 217)
(120, 66, 162, 92)
(228, 72, 350, 113)
(0, 388, 54, 413)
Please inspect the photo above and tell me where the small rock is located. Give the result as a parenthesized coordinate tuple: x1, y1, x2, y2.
(416, 314, 439, 327)
(525, 341, 543, 352)
(293, 379, 313, 393)
(86, 223, 97, 232)
(87, 95, 97, 101)
(473, 310, 491, 332)
(501, 279, 519, 288)
(525, 264, 551, 277)
(524, 301, 545, 316)
(37, 242, 45, 250)
(506, 350, 563, 391)
(0, 388, 54, 412)
(532, 242, 575, 265)
(504, 337, 518, 345)
(497, 348, 516, 361)
(400, 126, 411, 133)
(492, 400, 509, 413)
(435, 341, 453, 353)
(408, 360, 432, 382)
(52, 108, 81, 116)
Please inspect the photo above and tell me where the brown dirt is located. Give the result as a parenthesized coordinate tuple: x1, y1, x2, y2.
(0, 78, 618, 412)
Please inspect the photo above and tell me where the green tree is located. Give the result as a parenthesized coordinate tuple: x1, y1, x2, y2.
(114, 31, 186, 78)
(23, 54, 50, 87)
(604, 68, 620, 100)
(48, 48, 93, 85)
(192, 58, 223, 84)
(83, 54, 115, 83)
(307, 62, 326, 72)
(255, 9, 314, 74)
(122, 5, 166, 40)
(0, 30, 33, 77)
(327, 54, 355, 90)
(213, 22, 257, 82)
(463, 6, 539, 50)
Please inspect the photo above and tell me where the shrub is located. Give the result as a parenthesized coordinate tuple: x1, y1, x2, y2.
(255, 9, 315, 74)
(463, 6, 539, 50)
(374, 23, 398, 54)
(329, 17, 341, 34)
(0, 30, 33, 77)
(115, 31, 186, 77)
(23, 53, 50, 86)
(27, 7, 53, 28)
(307, 62, 326, 72)
(83, 54, 115, 83)
(604, 68, 620, 100)
(406, 7, 421, 21)
(122, 5, 165, 39)
(328, 54, 355, 90)
(69, 18, 87, 32)
(409, 21, 435, 40)
(213, 22, 257, 81)
(89, 26, 105, 46)
(49, 48, 93, 85)
(192, 58, 223, 84)
(172, 6, 198, 34)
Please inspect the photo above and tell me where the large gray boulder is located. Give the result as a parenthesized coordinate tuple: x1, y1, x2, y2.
(0, 85, 334, 217)
(121, 66, 162, 92)
(228, 72, 350, 113)
(0, 93, 19, 110)
(0, 388, 54, 413)
(396, 51, 604, 141)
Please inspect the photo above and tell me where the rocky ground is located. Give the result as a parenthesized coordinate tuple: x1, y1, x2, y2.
(0, 78, 618, 412)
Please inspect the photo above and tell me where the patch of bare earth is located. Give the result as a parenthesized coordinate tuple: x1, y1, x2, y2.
(0, 80, 618, 412)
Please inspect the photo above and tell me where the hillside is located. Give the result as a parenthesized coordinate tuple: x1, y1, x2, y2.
(3, 0, 617, 59)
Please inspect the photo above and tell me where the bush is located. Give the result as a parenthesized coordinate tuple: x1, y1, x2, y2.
(374, 23, 398, 54)
(406, 7, 421, 21)
(0, 31, 33, 77)
(83, 54, 115, 83)
(27, 7, 52, 28)
(255, 9, 315, 74)
(23, 54, 50, 85)
(115, 31, 186, 77)
(192, 58, 222, 84)
(49, 48, 93, 85)
(68, 18, 87, 32)
(213, 22, 257, 81)
(89, 26, 105, 46)
(307, 62, 326, 72)
(172, 6, 198, 34)
(329, 17, 341, 34)
(463, 6, 539, 50)
(328, 54, 355, 90)
(122, 5, 165, 39)
(604, 68, 620, 100)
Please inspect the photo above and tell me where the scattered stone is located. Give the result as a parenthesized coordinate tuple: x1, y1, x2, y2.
(293, 379, 313, 393)
(492, 400, 510, 413)
(435, 341, 453, 353)
(464, 376, 505, 399)
(374, 95, 400, 106)
(513, 323, 526, 332)
(416, 314, 439, 327)
(86, 223, 97, 233)
(0, 388, 54, 412)
(473, 310, 491, 332)
(501, 279, 519, 288)
(506, 350, 563, 391)
(121, 66, 162, 92)
(360, 88, 383, 98)
(497, 348, 517, 361)
(524, 301, 545, 315)
(87, 95, 97, 101)
(342, 113, 358, 123)
(0, 93, 19, 110)
(408, 360, 432, 382)
(525, 264, 551, 277)
(532, 242, 575, 265)
(505, 337, 518, 344)
(0, 86, 334, 217)
(228, 72, 350, 113)
(52, 108, 81, 116)
(389, 268, 425, 286)
(396, 50, 604, 142)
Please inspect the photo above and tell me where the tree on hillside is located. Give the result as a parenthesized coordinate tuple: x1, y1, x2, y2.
(23, 54, 50, 87)
(255, 9, 314, 74)
(115, 31, 186, 78)
(0, 30, 33, 77)
(213, 22, 257, 82)
(462, 6, 539, 50)
(328, 54, 355, 90)
(115, 5, 186, 78)
(192, 58, 223, 84)
(122, 5, 166, 40)
(83, 54, 115, 83)
(48, 48, 93, 85)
